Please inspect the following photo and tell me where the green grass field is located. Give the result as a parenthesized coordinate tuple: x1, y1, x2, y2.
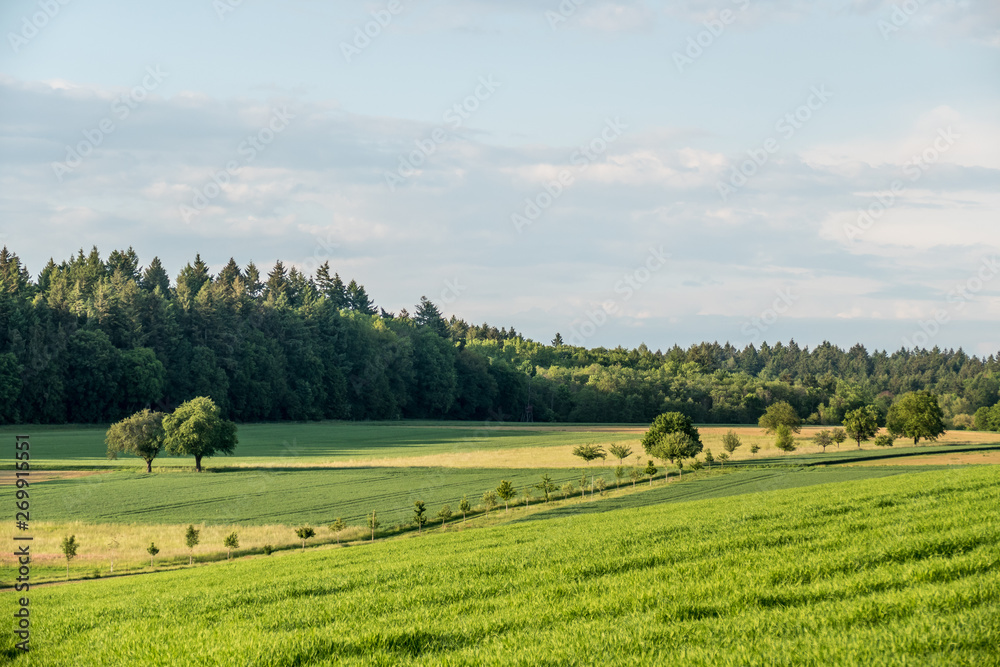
(0, 421, 642, 470)
(6, 466, 999, 665)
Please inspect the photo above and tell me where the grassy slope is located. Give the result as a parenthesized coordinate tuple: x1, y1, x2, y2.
(7, 467, 999, 666)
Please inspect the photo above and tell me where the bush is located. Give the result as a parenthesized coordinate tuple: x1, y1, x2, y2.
(263, 544, 274, 556)
(951, 414, 974, 430)
(874, 434, 895, 447)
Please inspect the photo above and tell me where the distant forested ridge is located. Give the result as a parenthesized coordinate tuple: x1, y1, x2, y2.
(0, 246, 997, 426)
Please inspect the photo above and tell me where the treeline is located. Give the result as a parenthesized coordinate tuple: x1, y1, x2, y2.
(1, 246, 999, 426)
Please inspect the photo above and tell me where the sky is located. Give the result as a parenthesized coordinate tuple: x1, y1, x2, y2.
(1, 0, 998, 354)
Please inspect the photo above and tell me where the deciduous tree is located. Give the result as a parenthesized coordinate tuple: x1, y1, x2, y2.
(185, 525, 200, 565)
(61, 535, 78, 578)
(223, 532, 239, 560)
(163, 397, 238, 472)
(106, 409, 166, 473)
(886, 391, 946, 445)
(844, 406, 880, 448)
(759, 401, 802, 434)
(496, 480, 516, 512)
(295, 526, 315, 549)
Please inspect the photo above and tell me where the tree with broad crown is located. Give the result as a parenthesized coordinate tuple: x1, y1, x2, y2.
(843, 406, 880, 448)
(163, 397, 238, 472)
(106, 409, 166, 473)
(147, 542, 159, 567)
(759, 401, 802, 434)
(185, 525, 200, 565)
(886, 391, 946, 445)
(608, 443, 633, 466)
(831, 428, 847, 448)
(413, 501, 428, 533)
(535, 474, 558, 502)
(572, 443, 606, 465)
(295, 526, 315, 549)
(329, 518, 345, 544)
(61, 535, 78, 579)
(437, 504, 452, 528)
(650, 431, 701, 482)
(642, 413, 703, 467)
(459, 496, 471, 522)
(775, 424, 796, 452)
(496, 480, 517, 512)
(722, 430, 742, 454)
(223, 532, 239, 560)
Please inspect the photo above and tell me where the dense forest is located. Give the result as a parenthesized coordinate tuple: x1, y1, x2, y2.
(0, 246, 998, 426)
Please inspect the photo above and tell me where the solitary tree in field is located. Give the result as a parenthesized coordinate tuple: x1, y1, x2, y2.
(759, 401, 802, 434)
(106, 409, 166, 473)
(147, 541, 159, 567)
(496, 480, 517, 512)
(61, 535, 78, 579)
(886, 391, 946, 445)
(223, 532, 239, 560)
(644, 460, 657, 486)
(814, 430, 834, 453)
(722, 430, 743, 455)
(482, 491, 498, 517)
(535, 474, 558, 502)
(642, 413, 703, 467)
(185, 525, 200, 565)
(459, 496, 471, 522)
(608, 444, 633, 466)
(368, 511, 379, 541)
(329, 518, 345, 544)
(413, 501, 428, 533)
(437, 504, 452, 529)
(831, 428, 847, 449)
(843, 406, 880, 448)
(295, 526, 315, 549)
(775, 424, 796, 452)
(572, 443, 607, 466)
(162, 396, 238, 472)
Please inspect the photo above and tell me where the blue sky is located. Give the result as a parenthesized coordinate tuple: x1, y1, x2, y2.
(1, 0, 998, 353)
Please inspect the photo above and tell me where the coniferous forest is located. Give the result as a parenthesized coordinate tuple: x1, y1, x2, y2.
(0, 246, 997, 426)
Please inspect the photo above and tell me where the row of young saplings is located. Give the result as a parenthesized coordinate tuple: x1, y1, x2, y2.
(53, 465, 704, 579)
